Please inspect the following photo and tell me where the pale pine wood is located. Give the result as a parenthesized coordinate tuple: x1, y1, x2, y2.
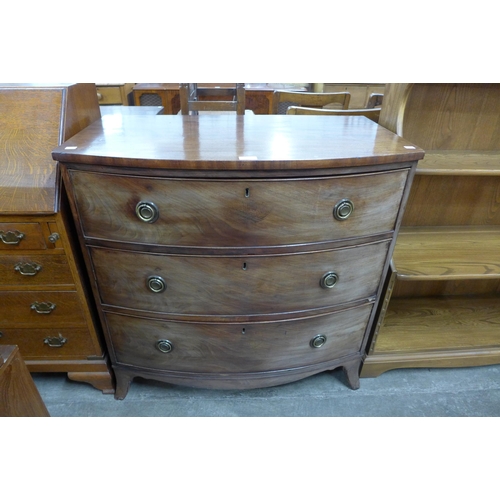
(362, 83, 500, 378)
(393, 227, 500, 280)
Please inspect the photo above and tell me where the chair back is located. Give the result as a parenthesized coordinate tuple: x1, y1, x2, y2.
(180, 83, 245, 115)
(272, 91, 350, 114)
(286, 106, 381, 123)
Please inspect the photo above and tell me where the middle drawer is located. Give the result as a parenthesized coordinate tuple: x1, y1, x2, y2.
(90, 239, 390, 316)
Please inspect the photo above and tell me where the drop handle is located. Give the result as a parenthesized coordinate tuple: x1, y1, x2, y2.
(31, 301, 56, 314)
(0, 230, 25, 245)
(14, 262, 42, 276)
(44, 333, 67, 348)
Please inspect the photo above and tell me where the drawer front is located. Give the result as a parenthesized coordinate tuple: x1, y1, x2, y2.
(0, 327, 98, 359)
(0, 291, 87, 327)
(0, 254, 73, 286)
(91, 240, 390, 315)
(69, 169, 409, 247)
(96, 86, 122, 104)
(106, 303, 373, 372)
(0, 223, 47, 250)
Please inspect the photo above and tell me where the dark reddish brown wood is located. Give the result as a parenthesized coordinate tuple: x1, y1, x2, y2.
(55, 114, 423, 399)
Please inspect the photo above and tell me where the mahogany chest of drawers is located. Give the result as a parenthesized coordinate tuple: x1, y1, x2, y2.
(52, 114, 424, 399)
(0, 84, 113, 393)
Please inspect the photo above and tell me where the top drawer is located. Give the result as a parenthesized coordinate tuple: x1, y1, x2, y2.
(68, 169, 409, 248)
(0, 223, 47, 250)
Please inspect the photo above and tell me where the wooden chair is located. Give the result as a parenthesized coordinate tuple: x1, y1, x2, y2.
(272, 90, 350, 114)
(366, 92, 384, 108)
(180, 83, 245, 115)
(286, 106, 381, 123)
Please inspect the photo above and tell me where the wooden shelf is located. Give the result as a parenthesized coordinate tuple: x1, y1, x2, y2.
(374, 295, 500, 353)
(417, 151, 500, 176)
(393, 227, 500, 280)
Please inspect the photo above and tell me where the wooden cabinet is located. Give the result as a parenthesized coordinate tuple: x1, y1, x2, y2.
(0, 84, 114, 393)
(53, 114, 423, 399)
(361, 83, 500, 377)
(132, 84, 301, 114)
(0, 345, 50, 417)
(96, 83, 134, 105)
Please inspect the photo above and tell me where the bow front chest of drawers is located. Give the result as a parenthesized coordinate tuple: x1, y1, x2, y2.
(52, 114, 424, 399)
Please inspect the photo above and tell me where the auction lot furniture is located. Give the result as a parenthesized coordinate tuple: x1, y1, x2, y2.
(0, 345, 50, 417)
(53, 114, 423, 399)
(362, 83, 500, 377)
(0, 84, 113, 393)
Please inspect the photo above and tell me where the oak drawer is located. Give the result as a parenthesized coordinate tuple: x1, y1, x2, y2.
(0, 291, 87, 327)
(107, 303, 373, 373)
(0, 327, 99, 359)
(91, 240, 390, 316)
(69, 169, 409, 247)
(0, 254, 74, 286)
(0, 223, 47, 250)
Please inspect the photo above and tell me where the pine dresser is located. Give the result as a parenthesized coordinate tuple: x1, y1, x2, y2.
(52, 114, 424, 399)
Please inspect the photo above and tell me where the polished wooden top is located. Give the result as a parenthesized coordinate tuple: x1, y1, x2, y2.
(52, 115, 424, 171)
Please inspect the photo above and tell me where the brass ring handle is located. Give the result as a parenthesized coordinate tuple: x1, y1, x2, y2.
(147, 276, 167, 293)
(320, 272, 338, 289)
(156, 339, 173, 353)
(0, 230, 25, 245)
(44, 333, 67, 348)
(310, 335, 327, 348)
(31, 301, 56, 314)
(14, 262, 42, 276)
(333, 199, 354, 221)
(135, 201, 159, 223)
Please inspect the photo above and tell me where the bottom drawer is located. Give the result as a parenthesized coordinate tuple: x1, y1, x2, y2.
(0, 327, 99, 360)
(106, 303, 373, 373)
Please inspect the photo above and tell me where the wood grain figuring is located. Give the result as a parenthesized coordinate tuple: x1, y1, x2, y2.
(70, 169, 408, 248)
(107, 304, 373, 373)
(90, 240, 390, 316)
(394, 227, 500, 279)
(52, 115, 424, 170)
(402, 84, 500, 150)
(57, 114, 421, 397)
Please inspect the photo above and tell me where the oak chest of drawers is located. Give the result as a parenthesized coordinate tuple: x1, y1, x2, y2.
(0, 84, 113, 393)
(53, 114, 424, 399)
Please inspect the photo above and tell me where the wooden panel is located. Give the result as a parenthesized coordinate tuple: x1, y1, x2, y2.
(52, 115, 424, 170)
(417, 151, 500, 175)
(0, 328, 99, 359)
(106, 304, 373, 372)
(0, 253, 73, 286)
(69, 169, 409, 247)
(90, 241, 389, 316)
(0, 88, 62, 213)
(401, 175, 500, 226)
(0, 345, 50, 417)
(393, 227, 500, 279)
(0, 291, 87, 327)
(0, 223, 47, 250)
(373, 295, 500, 353)
(401, 84, 500, 150)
